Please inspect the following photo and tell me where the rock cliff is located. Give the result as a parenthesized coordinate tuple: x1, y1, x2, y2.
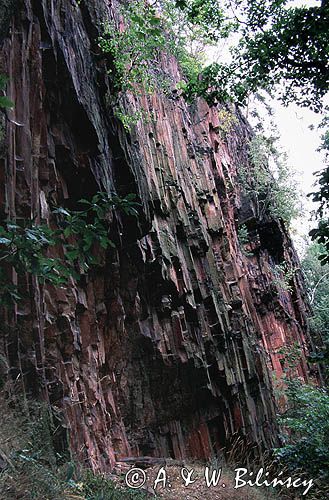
(0, 0, 313, 471)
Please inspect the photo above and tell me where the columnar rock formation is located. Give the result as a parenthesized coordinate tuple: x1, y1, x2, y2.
(0, 0, 312, 471)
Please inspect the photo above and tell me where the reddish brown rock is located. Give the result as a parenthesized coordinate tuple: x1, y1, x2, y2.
(0, 0, 314, 471)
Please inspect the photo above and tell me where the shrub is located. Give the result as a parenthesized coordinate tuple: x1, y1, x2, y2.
(0, 74, 13, 109)
(99, 1, 167, 95)
(274, 380, 329, 497)
(272, 341, 329, 499)
(73, 469, 147, 500)
(0, 392, 148, 499)
(272, 262, 298, 293)
(0, 395, 67, 499)
(237, 224, 253, 256)
(97, 0, 226, 128)
(239, 134, 300, 225)
(217, 109, 237, 138)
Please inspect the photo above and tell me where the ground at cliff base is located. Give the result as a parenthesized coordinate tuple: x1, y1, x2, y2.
(113, 464, 292, 500)
(0, 392, 299, 500)
(147, 465, 271, 499)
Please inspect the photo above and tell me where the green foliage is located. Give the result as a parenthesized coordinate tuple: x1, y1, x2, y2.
(96, 0, 328, 122)
(217, 108, 237, 138)
(114, 108, 145, 132)
(99, 1, 169, 95)
(0, 74, 13, 109)
(180, 61, 228, 104)
(272, 262, 297, 293)
(273, 341, 329, 498)
(301, 242, 329, 379)
(309, 127, 329, 265)
(237, 224, 249, 245)
(309, 218, 329, 266)
(239, 134, 299, 224)
(72, 470, 147, 500)
(173, 0, 235, 42)
(161, 0, 233, 79)
(302, 243, 329, 337)
(0, 393, 147, 500)
(96, 0, 328, 144)
(277, 342, 302, 372)
(98, 1, 227, 102)
(0, 397, 67, 500)
(238, 3, 329, 110)
(0, 193, 139, 305)
(274, 380, 329, 491)
(309, 166, 329, 223)
(177, 1, 329, 111)
(0, 222, 70, 305)
(99, 1, 170, 129)
(237, 224, 253, 256)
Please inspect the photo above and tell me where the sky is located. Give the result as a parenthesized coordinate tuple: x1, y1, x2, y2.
(268, 102, 325, 254)
(274, 104, 323, 194)
(255, 0, 325, 254)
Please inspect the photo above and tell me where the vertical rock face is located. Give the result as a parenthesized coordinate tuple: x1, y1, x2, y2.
(0, 0, 312, 470)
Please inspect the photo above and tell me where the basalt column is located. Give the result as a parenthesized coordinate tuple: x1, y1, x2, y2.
(0, 0, 312, 471)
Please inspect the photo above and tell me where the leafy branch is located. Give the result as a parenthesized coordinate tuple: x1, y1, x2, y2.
(0, 74, 13, 110)
(98, 1, 227, 127)
(0, 193, 139, 305)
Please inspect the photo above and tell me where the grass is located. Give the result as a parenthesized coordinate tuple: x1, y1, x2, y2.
(0, 391, 147, 499)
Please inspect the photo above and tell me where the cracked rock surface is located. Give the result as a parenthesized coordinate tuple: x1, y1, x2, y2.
(0, 0, 313, 471)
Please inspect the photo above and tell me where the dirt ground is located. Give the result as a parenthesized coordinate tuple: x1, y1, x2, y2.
(120, 464, 292, 500)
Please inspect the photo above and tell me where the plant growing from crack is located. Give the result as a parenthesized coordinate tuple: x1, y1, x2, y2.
(0, 74, 13, 110)
(237, 224, 253, 257)
(272, 261, 298, 293)
(98, 1, 221, 129)
(217, 108, 238, 139)
(239, 134, 300, 225)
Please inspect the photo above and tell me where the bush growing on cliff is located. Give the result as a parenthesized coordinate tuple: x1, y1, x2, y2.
(217, 108, 237, 138)
(239, 134, 300, 225)
(98, 0, 231, 94)
(0, 74, 13, 109)
(272, 262, 298, 293)
(98, 0, 231, 127)
(237, 224, 253, 256)
(98, 1, 169, 127)
(99, 1, 168, 95)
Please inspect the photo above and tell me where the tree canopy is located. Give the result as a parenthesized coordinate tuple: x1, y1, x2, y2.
(174, 0, 329, 110)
